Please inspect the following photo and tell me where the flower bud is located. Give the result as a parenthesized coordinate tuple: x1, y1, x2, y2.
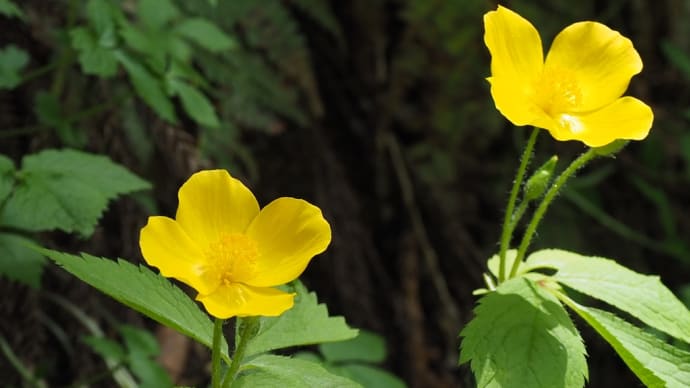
(524, 156, 558, 201)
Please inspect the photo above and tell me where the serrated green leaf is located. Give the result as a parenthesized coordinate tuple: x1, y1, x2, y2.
(0, 0, 23, 19)
(319, 330, 386, 363)
(459, 277, 587, 388)
(244, 281, 358, 357)
(0, 45, 29, 89)
(0, 233, 45, 287)
(83, 336, 127, 361)
(175, 18, 235, 52)
(40, 249, 230, 361)
(0, 154, 14, 203)
(559, 293, 690, 388)
(169, 80, 219, 128)
(486, 249, 526, 280)
(116, 51, 176, 123)
(70, 27, 118, 77)
(526, 249, 690, 344)
(234, 355, 361, 388)
(0, 149, 149, 236)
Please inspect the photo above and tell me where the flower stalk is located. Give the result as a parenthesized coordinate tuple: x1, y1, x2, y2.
(211, 318, 225, 388)
(222, 317, 260, 388)
(510, 148, 599, 277)
(498, 127, 539, 282)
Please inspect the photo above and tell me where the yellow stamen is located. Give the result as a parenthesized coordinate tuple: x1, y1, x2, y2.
(207, 233, 258, 286)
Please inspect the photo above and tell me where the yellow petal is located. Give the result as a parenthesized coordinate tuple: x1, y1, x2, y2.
(196, 283, 295, 319)
(545, 97, 653, 147)
(245, 198, 331, 287)
(489, 76, 555, 127)
(545, 21, 642, 112)
(140, 216, 216, 294)
(176, 170, 260, 249)
(484, 5, 543, 94)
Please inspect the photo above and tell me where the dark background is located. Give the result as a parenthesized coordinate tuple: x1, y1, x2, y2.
(2, 0, 689, 386)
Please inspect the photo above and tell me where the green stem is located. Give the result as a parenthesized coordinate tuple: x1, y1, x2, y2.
(211, 318, 225, 388)
(222, 317, 260, 388)
(498, 127, 540, 282)
(508, 199, 530, 235)
(510, 148, 598, 277)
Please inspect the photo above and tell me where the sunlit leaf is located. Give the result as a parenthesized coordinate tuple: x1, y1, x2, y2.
(234, 355, 361, 388)
(526, 249, 690, 344)
(460, 277, 587, 388)
(244, 281, 358, 357)
(561, 293, 690, 388)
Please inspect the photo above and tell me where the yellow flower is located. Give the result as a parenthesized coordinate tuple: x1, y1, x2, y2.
(139, 169, 331, 319)
(483, 6, 653, 147)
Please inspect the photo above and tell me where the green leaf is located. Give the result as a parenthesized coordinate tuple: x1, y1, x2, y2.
(120, 324, 159, 357)
(459, 277, 587, 388)
(333, 364, 406, 388)
(116, 51, 177, 123)
(40, 249, 230, 361)
(526, 249, 690, 344)
(560, 294, 690, 388)
(70, 27, 118, 77)
(0, 149, 149, 237)
(244, 281, 358, 357)
(175, 18, 236, 52)
(319, 330, 386, 363)
(0, 45, 29, 89)
(234, 355, 361, 388)
(83, 336, 127, 360)
(33, 91, 87, 147)
(0, 233, 45, 287)
(120, 325, 172, 388)
(0, 0, 24, 19)
(168, 80, 219, 128)
(0, 154, 14, 203)
(138, 0, 179, 29)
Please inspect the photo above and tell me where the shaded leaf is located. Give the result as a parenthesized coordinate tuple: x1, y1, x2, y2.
(319, 330, 386, 364)
(116, 51, 176, 123)
(70, 27, 118, 77)
(0, 233, 45, 287)
(169, 80, 220, 128)
(0, 0, 23, 19)
(0, 45, 29, 89)
(460, 277, 587, 388)
(526, 249, 690, 344)
(0, 149, 149, 237)
(0, 154, 14, 203)
(175, 18, 235, 52)
(244, 281, 358, 357)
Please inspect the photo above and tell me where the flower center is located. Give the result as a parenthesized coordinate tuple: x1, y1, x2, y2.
(534, 67, 582, 116)
(206, 233, 258, 286)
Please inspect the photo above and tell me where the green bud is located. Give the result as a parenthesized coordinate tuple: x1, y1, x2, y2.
(524, 155, 558, 201)
(593, 139, 628, 156)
